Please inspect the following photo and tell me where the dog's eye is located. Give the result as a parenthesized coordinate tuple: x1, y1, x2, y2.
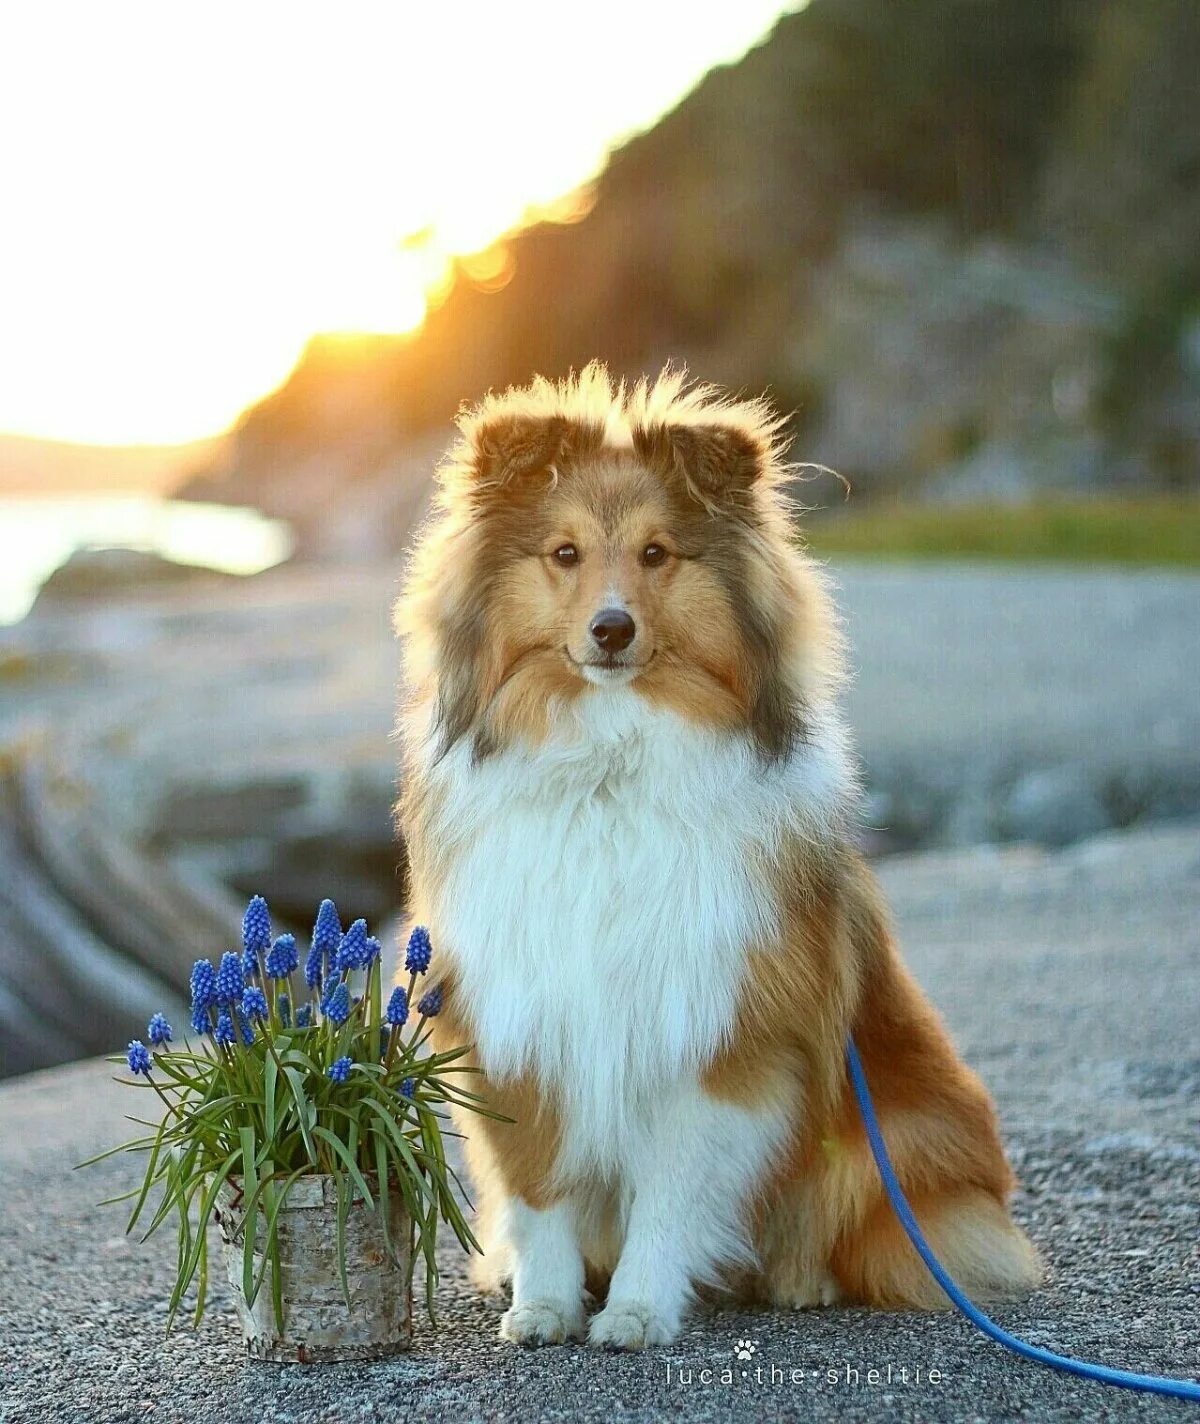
(641, 542, 667, 568)
(551, 543, 579, 567)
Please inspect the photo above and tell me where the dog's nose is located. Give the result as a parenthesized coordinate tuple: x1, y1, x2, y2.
(590, 608, 636, 654)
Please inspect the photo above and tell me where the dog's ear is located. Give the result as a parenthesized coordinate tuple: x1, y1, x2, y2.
(470, 414, 570, 493)
(634, 422, 764, 506)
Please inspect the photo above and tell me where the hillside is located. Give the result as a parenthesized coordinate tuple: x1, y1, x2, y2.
(190, 0, 1200, 548)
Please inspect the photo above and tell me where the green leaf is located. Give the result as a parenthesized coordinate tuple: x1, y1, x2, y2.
(311, 1127, 374, 1210)
(125, 1112, 170, 1234)
(239, 1126, 259, 1307)
(373, 1132, 392, 1259)
(263, 1050, 278, 1143)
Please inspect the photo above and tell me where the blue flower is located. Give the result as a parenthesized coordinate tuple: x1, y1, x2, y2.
(417, 984, 443, 1018)
(321, 982, 351, 1025)
(295, 1003, 313, 1029)
(327, 1056, 353, 1083)
(305, 899, 341, 989)
(336, 919, 370, 973)
(235, 1009, 255, 1046)
(215, 951, 244, 1006)
(378, 1025, 390, 1058)
(277, 993, 292, 1028)
(385, 986, 409, 1027)
(126, 1040, 152, 1076)
(364, 936, 382, 967)
(312, 898, 342, 957)
(242, 895, 272, 955)
(241, 986, 268, 1020)
(190, 959, 217, 1011)
(146, 1013, 172, 1047)
(190, 1002, 211, 1036)
(404, 925, 432, 975)
(214, 1011, 235, 1047)
(241, 948, 260, 982)
(265, 933, 298, 980)
(399, 1077, 415, 1098)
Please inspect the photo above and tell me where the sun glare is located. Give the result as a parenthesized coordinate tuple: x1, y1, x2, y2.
(0, 2, 794, 447)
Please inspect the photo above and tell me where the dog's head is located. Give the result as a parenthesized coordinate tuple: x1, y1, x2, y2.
(400, 366, 839, 760)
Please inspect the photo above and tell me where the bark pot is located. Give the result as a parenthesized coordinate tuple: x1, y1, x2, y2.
(214, 1174, 412, 1363)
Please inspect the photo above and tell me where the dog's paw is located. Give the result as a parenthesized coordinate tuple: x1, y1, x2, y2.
(587, 1300, 675, 1351)
(500, 1299, 583, 1347)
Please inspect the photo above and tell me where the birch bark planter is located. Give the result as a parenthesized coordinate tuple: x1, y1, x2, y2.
(214, 1175, 413, 1363)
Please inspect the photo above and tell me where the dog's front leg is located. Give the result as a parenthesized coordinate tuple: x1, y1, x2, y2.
(499, 1197, 586, 1345)
(588, 1084, 786, 1350)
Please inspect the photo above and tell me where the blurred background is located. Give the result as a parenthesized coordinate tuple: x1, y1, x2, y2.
(1, 0, 1197, 1077)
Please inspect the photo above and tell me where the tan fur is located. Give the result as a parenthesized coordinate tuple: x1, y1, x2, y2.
(400, 365, 1041, 1317)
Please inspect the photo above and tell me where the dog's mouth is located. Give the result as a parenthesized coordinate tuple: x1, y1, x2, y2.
(563, 647, 655, 682)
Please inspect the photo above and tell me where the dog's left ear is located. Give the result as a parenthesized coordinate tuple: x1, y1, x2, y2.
(471, 414, 570, 492)
(634, 422, 765, 505)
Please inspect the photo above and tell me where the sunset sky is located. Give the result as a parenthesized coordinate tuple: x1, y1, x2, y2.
(0, 2, 793, 447)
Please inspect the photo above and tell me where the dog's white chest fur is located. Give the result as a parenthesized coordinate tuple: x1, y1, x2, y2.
(419, 691, 851, 1175)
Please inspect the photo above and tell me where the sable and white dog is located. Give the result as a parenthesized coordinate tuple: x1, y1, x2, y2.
(395, 366, 1040, 1350)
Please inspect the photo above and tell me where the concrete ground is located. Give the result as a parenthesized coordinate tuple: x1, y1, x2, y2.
(1, 821, 1197, 1423)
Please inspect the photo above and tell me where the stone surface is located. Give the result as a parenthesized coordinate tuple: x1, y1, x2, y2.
(1, 821, 1197, 1422)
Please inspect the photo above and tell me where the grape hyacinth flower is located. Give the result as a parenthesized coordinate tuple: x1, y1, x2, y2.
(303, 940, 324, 990)
(277, 993, 292, 1028)
(308, 898, 342, 986)
(363, 936, 382, 968)
(265, 933, 298, 980)
(214, 1011, 235, 1047)
(189, 959, 217, 1035)
(241, 987, 268, 1021)
(327, 1056, 353, 1083)
(236, 1009, 256, 1046)
(399, 1077, 415, 1098)
(242, 895, 272, 955)
(321, 982, 351, 1025)
(147, 1013, 172, 1047)
(336, 919, 370, 974)
(405, 925, 432, 975)
(295, 1003, 313, 1029)
(215, 951, 245, 1007)
(126, 1040, 152, 1076)
(190, 959, 217, 1011)
(417, 985, 443, 1018)
(385, 986, 409, 1027)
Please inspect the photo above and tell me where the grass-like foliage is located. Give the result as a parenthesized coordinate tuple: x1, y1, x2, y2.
(805, 497, 1200, 567)
(79, 896, 496, 1332)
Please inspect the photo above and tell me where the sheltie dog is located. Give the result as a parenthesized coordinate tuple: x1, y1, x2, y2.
(395, 365, 1041, 1349)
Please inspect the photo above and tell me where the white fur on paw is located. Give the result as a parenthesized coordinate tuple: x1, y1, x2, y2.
(500, 1299, 583, 1347)
(588, 1301, 674, 1351)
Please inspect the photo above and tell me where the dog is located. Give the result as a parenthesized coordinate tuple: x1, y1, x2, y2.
(395, 364, 1041, 1349)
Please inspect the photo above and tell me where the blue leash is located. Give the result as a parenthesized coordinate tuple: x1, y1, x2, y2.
(846, 1038, 1200, 1403)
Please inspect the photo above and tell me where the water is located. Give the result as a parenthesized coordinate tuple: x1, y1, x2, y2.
(0, 496, 292, 623)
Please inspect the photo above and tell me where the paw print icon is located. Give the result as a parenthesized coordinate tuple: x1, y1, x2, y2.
(734, 1338, 758, 1361)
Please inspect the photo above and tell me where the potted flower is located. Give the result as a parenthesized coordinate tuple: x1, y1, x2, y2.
(82, 896, 492, 1363)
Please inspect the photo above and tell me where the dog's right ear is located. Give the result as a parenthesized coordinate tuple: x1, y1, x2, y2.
(469, 413, 570, 493)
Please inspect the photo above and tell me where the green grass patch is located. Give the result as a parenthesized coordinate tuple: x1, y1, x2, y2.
(803, 498, 1200, 567)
